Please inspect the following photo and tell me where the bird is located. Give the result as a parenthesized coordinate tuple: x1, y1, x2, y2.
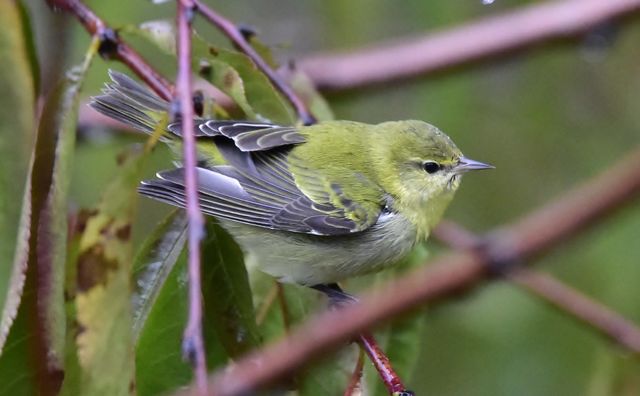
(91, 70, 493, 295)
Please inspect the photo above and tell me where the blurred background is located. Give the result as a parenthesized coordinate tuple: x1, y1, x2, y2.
(24, 0, 640, 394)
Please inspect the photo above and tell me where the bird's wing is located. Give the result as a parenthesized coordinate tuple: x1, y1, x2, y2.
(139, 124, 384, 235)
(167, 120, 306, 151)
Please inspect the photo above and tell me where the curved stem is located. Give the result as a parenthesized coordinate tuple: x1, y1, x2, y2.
(193, 0, 316, 125)
(45, 0, 172, 99)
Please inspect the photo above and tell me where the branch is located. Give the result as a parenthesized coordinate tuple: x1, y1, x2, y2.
(358, 333, 406, 394)
(344, 349, 365, 396)
(300, 0, 640, 91)
(433, 221, 640, 353)
(192, 0, 316, 125)
(177, 146, 640, 396)
(46, 0, 173, 99)
(509, 268, 640, 351)
(175, 0, 207, 392)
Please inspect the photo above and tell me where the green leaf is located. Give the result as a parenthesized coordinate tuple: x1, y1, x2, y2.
(132, 210, 187, 340)
(298, 346, 357, 396)
(132, 209, 190, 395)
(135, 244, 194, 396)
(200, 46, 296, 125)
(73, 150, 140, 396)
(251, 273, 316, 343)
(0, 0, 36, 352)
(585, 347, 640, 396)
(250, 270, 354, 395)
(289, 69, 334, 122)
(0, 292, 32, 396)
(0, 187, 31, 396)
(199, 56, 258, 119)
(134, 216, 232, 395)
(135, 20, 176, 55)
(123, 22, 295, 124)
(72, 107, 164, 395)
(201, 220, 261, 358)
(247, 36, 278, 69)
(17, 0, 40, 97)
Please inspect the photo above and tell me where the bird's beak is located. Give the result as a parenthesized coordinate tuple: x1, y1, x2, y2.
(454, 156, 494, 174)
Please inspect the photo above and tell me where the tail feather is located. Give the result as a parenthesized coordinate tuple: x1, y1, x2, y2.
(91, 70, 169, 133)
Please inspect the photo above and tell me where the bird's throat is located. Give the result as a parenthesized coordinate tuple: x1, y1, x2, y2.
(400, 191, 455, 241)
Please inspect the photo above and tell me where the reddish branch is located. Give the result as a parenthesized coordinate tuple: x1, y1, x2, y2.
(344, 350, 365, 396)
(46, 0, 172, 99)
(192, 0, 316, 125)
(433, 221, 640, 352)
(176, 147, 640, 396)
(358, 333, 406, 394)
(300, 0, 640, 91)
(510, 268, 640, 351)
(175, 0, 207, 392)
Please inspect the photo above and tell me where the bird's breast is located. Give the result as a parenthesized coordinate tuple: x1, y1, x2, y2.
(360, 211, 419, 268)
(222, 211, 418, 285)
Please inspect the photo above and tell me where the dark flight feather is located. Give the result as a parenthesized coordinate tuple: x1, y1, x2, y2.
(166, 120, 306, 151)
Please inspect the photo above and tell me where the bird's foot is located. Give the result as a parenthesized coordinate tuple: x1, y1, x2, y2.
(310, 283, 414, 394)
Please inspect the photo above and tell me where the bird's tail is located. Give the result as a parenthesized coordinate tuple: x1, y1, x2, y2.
(90, 70, 169, 133)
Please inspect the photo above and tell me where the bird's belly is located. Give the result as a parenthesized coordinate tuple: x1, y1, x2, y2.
(221, 213, 418, 285)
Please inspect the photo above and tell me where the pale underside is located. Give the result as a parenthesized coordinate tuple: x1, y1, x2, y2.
(221, 210, 417, 285)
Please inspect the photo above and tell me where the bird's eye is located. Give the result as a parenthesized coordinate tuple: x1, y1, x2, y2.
(422, 161, 441, 174)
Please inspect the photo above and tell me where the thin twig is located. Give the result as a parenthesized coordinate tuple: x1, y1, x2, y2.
(432, 221, 640, 352)
(343, 349, 365, 396)
(276, 283, 291, 331)
(358, 333, 407, 394)
(300, 0, 640, 91)
(431, 220, 479, 250)
(176, 147, 640, 396)
(192, 0, 316, 125)
(509, 268, 640, 351)
(255, 283, 279, 326)
(45, 0, 173, 99)
(175, 0, 207, 392)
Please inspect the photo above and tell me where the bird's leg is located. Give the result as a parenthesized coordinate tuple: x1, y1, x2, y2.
(311, 283, 358, 307)
(311, 283, 414, 396)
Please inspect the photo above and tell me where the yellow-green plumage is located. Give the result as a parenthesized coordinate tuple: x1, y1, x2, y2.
(91, 72, 491, 286)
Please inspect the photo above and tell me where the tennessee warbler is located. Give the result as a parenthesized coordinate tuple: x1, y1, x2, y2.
(91, 71, 492, 287)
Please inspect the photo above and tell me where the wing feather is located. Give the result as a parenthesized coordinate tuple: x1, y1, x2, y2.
(167, 120, 306, 151)
(139, 121, 384, 235)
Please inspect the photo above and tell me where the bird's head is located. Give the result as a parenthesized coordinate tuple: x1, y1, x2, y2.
(372, 120, 492, 235)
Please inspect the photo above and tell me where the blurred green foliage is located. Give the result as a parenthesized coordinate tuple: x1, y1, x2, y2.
(3, 0, 639, 395)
